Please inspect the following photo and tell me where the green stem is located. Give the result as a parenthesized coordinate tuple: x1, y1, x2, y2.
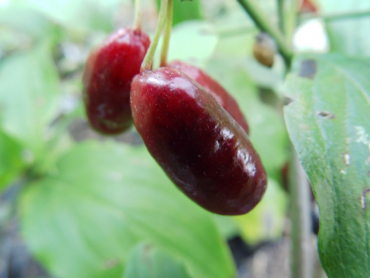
(300, 9, 370, 22)
(160, 0, 173, 67)
(277, 0, 285, 33)
(289, 150, 313, 278)
(236, 0, 293, 67)
(141, 0, 168, 72)
(284, 0, 299, 43)
(134, 0, 142, 30)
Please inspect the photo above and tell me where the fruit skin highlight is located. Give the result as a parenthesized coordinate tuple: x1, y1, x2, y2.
(131, 67, 267, 215)
(167, 60, 250, 134)
(83, 28, 150, 135)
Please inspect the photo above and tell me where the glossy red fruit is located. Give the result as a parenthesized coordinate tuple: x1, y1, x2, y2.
(167, 61, 250, 134)
(131, 67, 267, 215)
(83, 28, 150, 134)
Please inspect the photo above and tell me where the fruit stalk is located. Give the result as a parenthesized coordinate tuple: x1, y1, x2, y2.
(160, 0, 173, 67)
(141, 0, 168, 72)
(134, 0, 143, 30)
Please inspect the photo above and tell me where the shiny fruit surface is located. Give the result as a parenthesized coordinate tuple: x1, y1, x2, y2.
(131, 67, 267, 215)
(167, 60, 250, 134)
(83, 28, 150, 134)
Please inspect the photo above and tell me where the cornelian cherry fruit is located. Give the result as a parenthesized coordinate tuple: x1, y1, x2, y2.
(167, 60, 250, 134)
(130, 67, 267, 215)
(83, 28, 150, 134)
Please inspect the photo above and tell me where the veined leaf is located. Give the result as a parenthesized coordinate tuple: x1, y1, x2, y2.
(284, 54, 370, 277)
(0, 39, 60, 157)
(20, 142, 235, 278)
(124, 243, 192, 278)
(320, 0, 370, 57)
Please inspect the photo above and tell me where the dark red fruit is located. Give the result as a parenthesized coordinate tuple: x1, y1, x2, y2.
(83, 28, 150, 134)
(167, 61, 250, 134)
(130, 67, 267, 215)
(299, 0, 317, 13)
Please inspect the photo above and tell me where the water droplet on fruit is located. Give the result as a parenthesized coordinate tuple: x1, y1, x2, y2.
(214, 141, 220, 153)
(344, 153, 351, 166)
(220, 127, 234, 140)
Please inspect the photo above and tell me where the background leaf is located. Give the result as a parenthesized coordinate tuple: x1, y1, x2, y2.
(20, 142, 235, 278)
(284, 54, 370, 277)
(24, 0, 123, 32)
(0, 39, 60, 158)
(155, 0, 203, 26)
(156, 21, 218, 68)
(0, 130, 25, 191)
(320, 0, 370, 57)
(234, 179, 287, 244)
(0, 3, 52, 39)
(123, 243, 192, 278)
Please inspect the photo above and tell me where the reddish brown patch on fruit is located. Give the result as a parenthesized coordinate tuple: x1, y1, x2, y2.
(299, 0, 317, 13)
(83, 28, 150, 134)
(167, 60, 250, 134)
(131, 67, 266, 215)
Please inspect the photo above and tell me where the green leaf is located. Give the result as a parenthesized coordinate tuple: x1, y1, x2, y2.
(124, 243, 192, 278)
(0, 3, 52, 38)
(234, 179, 287, 244)
(0, 39, 60, 156)
(155, 0, 203, 26)
(156, 21, 218, 68)
(321, 1, 370, 57)
(25, 0, 123, 32)
(0, 130, 25, 191)
(20, 142, 235, 278)
(213, 215, 239, 239)
(284, 54, 370, 277)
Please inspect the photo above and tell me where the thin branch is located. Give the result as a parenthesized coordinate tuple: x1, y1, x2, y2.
(300, 9, 370, 23)
(277, 0, 285, 33)
(283, 0, 300, 43)
(236, 0, 294, 68)
(289, 150, 313, 278)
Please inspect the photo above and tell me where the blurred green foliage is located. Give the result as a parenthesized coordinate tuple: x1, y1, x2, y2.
(0, 1, 291, 277)
(155, 0, 203, 26)
(2, 0, 369, 277)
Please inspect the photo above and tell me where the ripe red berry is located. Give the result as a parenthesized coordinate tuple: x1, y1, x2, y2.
(83, 28, 150, 134)
(167, 61, 250, 134)
(131, 67, 267, 215)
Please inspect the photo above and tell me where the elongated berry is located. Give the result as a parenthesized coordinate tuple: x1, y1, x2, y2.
(131, 67, 266, 215)
(83, 28, 150, 134)
(167, 60, 249, 134)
